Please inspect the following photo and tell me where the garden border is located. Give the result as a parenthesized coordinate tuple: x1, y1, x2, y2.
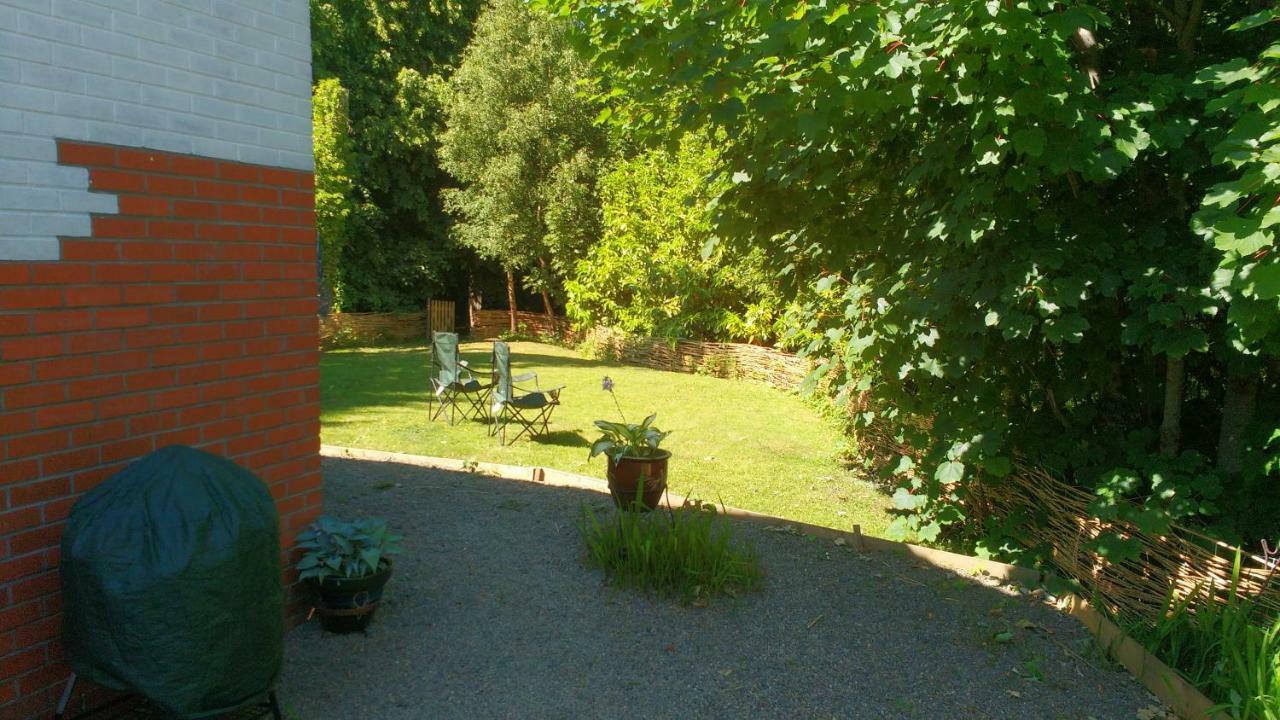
(319, 444, 1225, 720)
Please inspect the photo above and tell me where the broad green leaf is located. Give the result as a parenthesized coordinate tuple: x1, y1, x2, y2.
(1248, 261, 1280, 299)
(1011, 127, 1046, 157)
(935, 461, 965, 484)
(824, 4, 850, 25)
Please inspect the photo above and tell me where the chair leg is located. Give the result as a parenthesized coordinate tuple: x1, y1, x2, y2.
(462, 392, 487, 423)
(54, 673, 77, 720)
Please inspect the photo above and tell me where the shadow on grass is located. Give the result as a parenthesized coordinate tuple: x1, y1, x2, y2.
(530, 430, 590, 449)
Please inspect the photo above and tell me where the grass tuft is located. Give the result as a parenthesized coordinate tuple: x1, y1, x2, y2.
(580, 499, 763, 604)
(1125, 555, 1280, 720)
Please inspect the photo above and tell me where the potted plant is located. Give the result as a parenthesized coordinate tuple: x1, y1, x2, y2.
(590, 376, 671, 511)
(296, 516, 402, 634)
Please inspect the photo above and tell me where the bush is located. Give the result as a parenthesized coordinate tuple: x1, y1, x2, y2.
(565, 133, 786, 344)
(498, 322, 537, 343)
(580, 499, 762, 604)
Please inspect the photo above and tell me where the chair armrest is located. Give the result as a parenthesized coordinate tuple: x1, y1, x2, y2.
(513, 371, 537, 384)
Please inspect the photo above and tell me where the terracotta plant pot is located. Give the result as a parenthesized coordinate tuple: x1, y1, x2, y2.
(309, 561, 393, 634)
(606, 451, 670, 511)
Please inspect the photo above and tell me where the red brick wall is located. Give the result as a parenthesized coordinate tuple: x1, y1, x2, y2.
(0, 141, 323, 720)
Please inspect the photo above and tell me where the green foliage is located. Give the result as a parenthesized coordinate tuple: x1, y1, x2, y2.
(545, 0, 1280, 550)
(497, 322, 538, 343)
(296, 516, 403, 582)
(312, 78, 356, 311)
(1193, 8, 1280, 354)
(590, 414, 669, 463)
(439, 0, 606, 304)
(1125, 557, 1280, 719)
(580, 499, 762, 604)
(590, 377, 669, 462)
(565, 134, 786, 343)
(311, 0, 482, 311)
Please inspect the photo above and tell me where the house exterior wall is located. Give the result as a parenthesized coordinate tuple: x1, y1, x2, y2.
(0, 0, 313, 261)
(0, 3, 320, 718)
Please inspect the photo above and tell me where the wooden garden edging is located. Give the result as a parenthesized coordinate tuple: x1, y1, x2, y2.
(320, 444, 1225, 720)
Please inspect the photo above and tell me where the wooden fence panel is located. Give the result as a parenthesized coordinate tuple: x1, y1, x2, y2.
(428, 300, 455, 335)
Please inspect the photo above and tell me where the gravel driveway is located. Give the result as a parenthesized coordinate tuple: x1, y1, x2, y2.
(279, 456, 1160, 720)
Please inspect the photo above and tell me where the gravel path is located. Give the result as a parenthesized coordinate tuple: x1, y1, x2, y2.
(279, 457, 1159, 720)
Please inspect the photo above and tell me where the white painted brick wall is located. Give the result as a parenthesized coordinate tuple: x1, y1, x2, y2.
(0, 0, 313, 260)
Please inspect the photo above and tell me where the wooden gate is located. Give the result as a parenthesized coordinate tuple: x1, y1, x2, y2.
(427, 300, 455, 335)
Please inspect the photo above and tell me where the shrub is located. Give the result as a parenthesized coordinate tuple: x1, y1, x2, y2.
(565, 133, 786, 344)
(499, 322, 537, 343)
(580, 499, 762, 604)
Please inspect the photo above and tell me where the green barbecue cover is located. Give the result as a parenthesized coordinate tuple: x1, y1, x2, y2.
(61, 445, 284, 718)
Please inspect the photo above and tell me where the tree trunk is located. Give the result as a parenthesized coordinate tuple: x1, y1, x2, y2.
(1216, 370, 1258, 475)
(1159, 355, 1184, 457)
(537, 257, 555, 320)
(467, 277, 478, 332)
(505, 269, 517, 334)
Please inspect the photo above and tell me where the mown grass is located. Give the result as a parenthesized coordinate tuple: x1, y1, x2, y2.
(320, 340, 890, 534)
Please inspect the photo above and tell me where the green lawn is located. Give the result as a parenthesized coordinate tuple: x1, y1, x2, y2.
(320, 341, 890, 534)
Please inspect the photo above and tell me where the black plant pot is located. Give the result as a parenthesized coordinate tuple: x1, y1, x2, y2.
(308, 561, 393, 634)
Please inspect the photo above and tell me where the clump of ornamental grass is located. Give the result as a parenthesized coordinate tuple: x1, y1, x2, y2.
(580, 498, 762, 604)
(1124, 555, 1279, 720)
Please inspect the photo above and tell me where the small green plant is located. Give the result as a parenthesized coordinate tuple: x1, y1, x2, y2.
(1125, 555, 1280, 720)
(499, 322, 537, 342)
(296, 516, 402, 582)
(320, 322, 364, 350)
(589, 376, 670, 462)
(696, 352, 738, 379)
(580, 499, 762, 603)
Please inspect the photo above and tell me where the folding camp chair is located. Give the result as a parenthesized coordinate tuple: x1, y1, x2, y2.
(489, 340, 563, 445)
(428, 331, 490, 425)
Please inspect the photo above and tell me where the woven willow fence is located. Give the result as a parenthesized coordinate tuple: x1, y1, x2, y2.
(319, 302, 454, 346)
(468, 312, 811, 389)
(859, 418, 1280, 619)
(575, 326, 810, 389)
(470, 309, 570, 339)
(974, 463, 1280, 620)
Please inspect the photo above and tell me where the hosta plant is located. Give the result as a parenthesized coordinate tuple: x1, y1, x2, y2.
(296, 516, 402, 582)
(589, 376, 670, 462)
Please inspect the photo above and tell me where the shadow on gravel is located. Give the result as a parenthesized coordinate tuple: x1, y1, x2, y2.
(279, 457, 1158, 720)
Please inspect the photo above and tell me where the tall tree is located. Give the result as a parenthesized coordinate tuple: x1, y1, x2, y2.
(310, 0, 483, 311)
(312, 78, 356, 311)
(439, 0, 606, 329)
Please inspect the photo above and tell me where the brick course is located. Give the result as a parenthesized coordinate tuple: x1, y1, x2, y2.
(0, 140, 322, 720)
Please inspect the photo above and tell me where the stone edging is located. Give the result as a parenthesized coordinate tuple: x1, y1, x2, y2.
(319, 444, 1224, 720)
